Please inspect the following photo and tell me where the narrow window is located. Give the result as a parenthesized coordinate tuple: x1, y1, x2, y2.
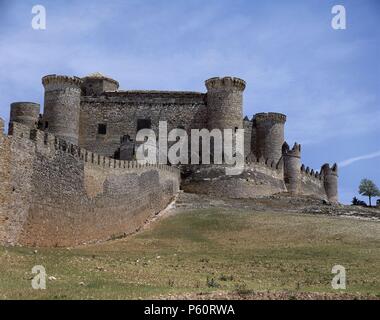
(98, 123, 107, 135)
(44, 121, 49, 129)
(137, 119, 151, 131)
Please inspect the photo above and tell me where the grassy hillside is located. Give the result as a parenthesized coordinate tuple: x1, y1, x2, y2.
(0, 208, 379, 299)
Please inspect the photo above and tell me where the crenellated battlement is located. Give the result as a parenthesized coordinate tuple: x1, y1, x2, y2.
(321, 163, 338, 176)
(205, 77, 246, 91)
(42, 74, 83, 90)
(300, 164, 322, 180)
(255, 112, 287, 124)
(245, 154, 283, 173)
(84, 90, 207, 105)
(10, 122, 179, 175)
(282, 142, 301, 158)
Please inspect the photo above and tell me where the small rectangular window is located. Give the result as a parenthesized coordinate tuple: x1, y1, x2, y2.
(98, 123, 107, 135)
(137, 119, 151, 131)
(44, 121, 49, 129)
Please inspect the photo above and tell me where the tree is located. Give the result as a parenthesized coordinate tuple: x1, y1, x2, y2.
(358, 179, 380, 207)
(351, 196, 367, 207)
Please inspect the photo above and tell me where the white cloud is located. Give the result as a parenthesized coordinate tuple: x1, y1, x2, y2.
(339, 150, 380, 168)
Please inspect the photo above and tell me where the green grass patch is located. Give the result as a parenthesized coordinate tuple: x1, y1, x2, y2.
(0, 208, 379, 299)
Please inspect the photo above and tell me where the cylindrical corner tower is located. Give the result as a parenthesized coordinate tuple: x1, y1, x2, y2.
(42, 75, 83, 144)
(205, 77, 246, 131)
(282, 142, 301, 194)
(321, 163, 339, 203)
(254, 112, 286, 164)
(9, 102, 40, 131)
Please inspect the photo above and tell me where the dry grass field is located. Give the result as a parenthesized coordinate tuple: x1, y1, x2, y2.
(0, 207, 379, 299)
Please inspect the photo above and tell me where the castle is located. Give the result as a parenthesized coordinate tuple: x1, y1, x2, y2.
(0, 73, 338, 247)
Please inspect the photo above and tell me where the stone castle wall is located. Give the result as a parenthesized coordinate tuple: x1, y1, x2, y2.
(181, 156, 329, 201)
(0, 73, 337, 248)
(79, 91, 207, 157)
(299, 168, 326, 200)
(243, 118, 253, 158)
(0, 122, 180, 247)
(181, 158, 286, 198)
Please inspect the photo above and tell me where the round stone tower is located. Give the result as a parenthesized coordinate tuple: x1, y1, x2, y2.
(9, 102, 40, 131)
(321, 163, 339, 203)
(254, 112, 286, 164)
(205, 77, 246, 131)
(42, 75, 83, 144)
(282, 142, 301, 194)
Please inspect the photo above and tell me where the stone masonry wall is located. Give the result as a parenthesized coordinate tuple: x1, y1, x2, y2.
(79, 91, 207, 157)
(299, 165, 327, 200)
(182, 157, 328, 200)
(0, 123, 180, 247)
(243, 118, 253, 158)
(182, 159, 286, 198)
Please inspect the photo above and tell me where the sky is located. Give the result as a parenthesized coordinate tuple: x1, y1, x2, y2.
(0, 0, 379, 204)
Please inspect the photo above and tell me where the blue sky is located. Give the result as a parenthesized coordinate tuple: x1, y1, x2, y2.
(0, 0, 379, 204)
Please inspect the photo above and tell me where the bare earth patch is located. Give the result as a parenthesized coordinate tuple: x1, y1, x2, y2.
(159, 290, 379, 300)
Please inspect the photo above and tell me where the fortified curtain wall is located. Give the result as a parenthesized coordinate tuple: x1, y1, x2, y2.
(299, 164, 326, 198)
(181, 158, 287, 198)
(182, 156, 329, 201)
(0, 121, 180, 247)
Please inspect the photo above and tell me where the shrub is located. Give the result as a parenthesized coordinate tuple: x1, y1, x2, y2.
(206, 277, 220, 288)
